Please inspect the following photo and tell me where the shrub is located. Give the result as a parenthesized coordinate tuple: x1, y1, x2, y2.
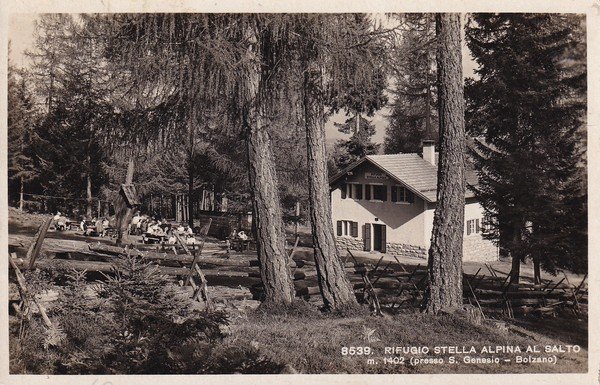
(10, 254, 232, 374)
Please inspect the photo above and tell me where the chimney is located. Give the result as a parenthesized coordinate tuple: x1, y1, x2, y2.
(422, 140, 436, 166)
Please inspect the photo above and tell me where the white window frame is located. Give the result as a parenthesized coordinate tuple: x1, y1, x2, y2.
(466, 219, 481, 235)
(340, 220, 357, 237)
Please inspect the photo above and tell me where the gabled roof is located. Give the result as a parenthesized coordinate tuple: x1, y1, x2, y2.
(329, 153, 476, 203)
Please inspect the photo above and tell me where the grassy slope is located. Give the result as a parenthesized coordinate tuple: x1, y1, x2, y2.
(228, 307, 587, 374)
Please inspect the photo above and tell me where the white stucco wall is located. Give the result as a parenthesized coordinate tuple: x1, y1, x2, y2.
(423, 199, 498, 262)
(330, 162, 499, 262)
(330, 163, 426, 251)
(462, 199, 499, 262)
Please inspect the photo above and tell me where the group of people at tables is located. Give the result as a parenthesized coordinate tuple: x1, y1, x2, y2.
(130, 214, 198, 245)
(79, 216, 111, 237)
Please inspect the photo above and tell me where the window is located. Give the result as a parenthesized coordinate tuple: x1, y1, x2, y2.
(355, 184, 363, 200)
(372, 185, 387, 201)
(342, 184, 364, 200)
(364, 184, 371, 200)
(481, 218, 494, 235)
(337, 220, 358, 237)
(466, 219, 481, 235)
(391, 186, 414, 203)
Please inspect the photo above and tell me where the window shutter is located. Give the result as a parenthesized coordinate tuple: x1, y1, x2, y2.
(467, 220, 471, 235)
(408, 190, 415, 203)
(356, 184, 363, 200)
(476, 219, 480, 233)
(351, 221, 358, 237)
(337, 221, 342, 236)
(341, 185, 346, 199)
(382, 186, 388, 201)
(381, 225, 387, 253)
(391, 186, 397, 203)
(363, 224, 371, 251)
(365, 184, 371, 200)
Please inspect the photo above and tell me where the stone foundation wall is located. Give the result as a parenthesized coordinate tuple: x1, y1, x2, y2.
(386, 242, 427, 259)
(335, 236, 427, 259)
(335, 236, 364, 252)
(463, 234, 499, 262)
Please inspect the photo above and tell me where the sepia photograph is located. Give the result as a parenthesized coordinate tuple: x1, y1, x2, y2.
(1, 1, 596, 383)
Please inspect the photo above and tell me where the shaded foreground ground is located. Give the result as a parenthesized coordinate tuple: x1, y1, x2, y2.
(8, 208, 588, 374)
(226, 305, 587, 373)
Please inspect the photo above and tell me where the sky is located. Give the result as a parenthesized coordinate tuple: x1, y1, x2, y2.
(8, 13, 479, 148)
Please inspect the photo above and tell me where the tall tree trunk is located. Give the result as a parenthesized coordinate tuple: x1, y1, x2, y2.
(426, 13, 466, 314)
(533, 255, 541, 285)
(19, 176, 24, 211)
(115, 157, 135, 245)
(188, 170, 194, 228)
(303, 59, 357, 310)
(86, 157, 93, 219)
(244, 22, 294, 304)
(187, 127, 195, 228)
(160, 194, 163, 218)
(509, 226, 522, 284)
(246, 120, 295, 304)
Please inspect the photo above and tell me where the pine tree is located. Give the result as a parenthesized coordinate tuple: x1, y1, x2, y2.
(331, 115, 380, 172)
(465, 14, 587, 282)
(384, 13, 438, 154)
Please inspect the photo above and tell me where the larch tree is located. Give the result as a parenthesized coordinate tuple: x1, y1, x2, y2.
(27, 14, 110, 216)
(294, 14, 389, 310)
(7, 61, 39, 210)
(241, 16, 296, 304)
(101, 14, 295, 303)
(426, 13, 466, 314)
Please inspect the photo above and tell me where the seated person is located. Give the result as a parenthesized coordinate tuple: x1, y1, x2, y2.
(154, 225, 165, 237)
(57, 216, 68, 231)
(186, 226, 194, 236)
(131, 213, 141, 230)
(167, 234, 177, 245)
(146, 223, 155, 236)
(186, 235, 198, 245)
(52, 211, 62, 230)
(237, 230, 248, 241)
(96, 218, 105, 237)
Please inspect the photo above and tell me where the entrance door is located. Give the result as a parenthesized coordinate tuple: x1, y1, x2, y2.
(372, 224, 387, 253)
